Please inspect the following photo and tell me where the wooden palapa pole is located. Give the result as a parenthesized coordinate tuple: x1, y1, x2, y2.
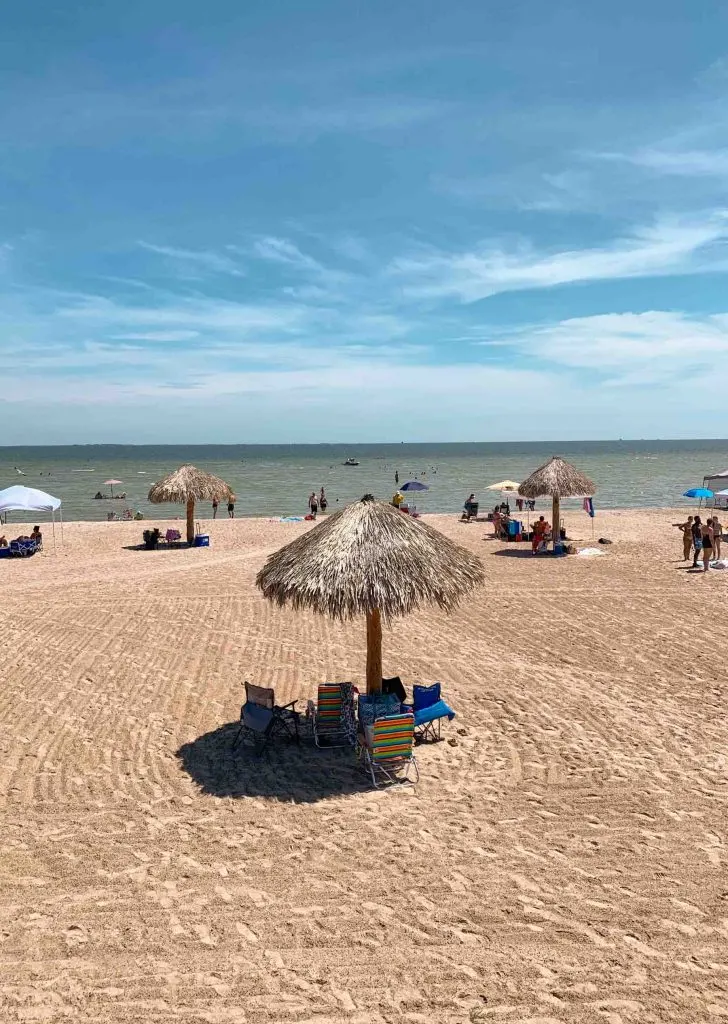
(365, 608, 383, 695)
(186, 498, 195, 545)
(552, 494, 560, 551)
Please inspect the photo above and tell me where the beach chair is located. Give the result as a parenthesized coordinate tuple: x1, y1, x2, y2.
(307, 682, 357, 747)
(10, 539, 36, 558)
(165, 529, 182, 546)
(233, 682, 300, 755)
(361, 712, 419, 787)
(407, 683, 455, 742)
(356, 691, 402, 753)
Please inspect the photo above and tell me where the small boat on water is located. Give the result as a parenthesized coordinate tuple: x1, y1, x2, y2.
(342, 457, 360, 466)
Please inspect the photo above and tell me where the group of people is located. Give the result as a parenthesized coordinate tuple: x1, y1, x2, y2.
(211, 497, 236, 518)
(675, 514, 722, 572)
(307, 488, 328, 518)
(0, 525, 43, 548)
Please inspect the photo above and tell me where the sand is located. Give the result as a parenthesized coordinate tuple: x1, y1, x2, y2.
(0, 508, 726, 1023)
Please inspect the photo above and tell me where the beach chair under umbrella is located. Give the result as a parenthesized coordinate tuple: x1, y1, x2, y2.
(256, 494, 484, 694)
(148, 464, 234, 544)
(518, 457, 596, 553)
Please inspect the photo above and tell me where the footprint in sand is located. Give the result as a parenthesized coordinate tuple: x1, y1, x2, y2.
(64, 924, 88, 946)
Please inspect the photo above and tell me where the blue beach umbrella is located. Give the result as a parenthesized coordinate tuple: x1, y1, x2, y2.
(683, 487, 714, 499)
(400, 480, 429, 492)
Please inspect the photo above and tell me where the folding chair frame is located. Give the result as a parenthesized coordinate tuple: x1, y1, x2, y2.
(363, 747, 419, 788)
(232, 682, 300, 755)
(415, 717, 443, 743)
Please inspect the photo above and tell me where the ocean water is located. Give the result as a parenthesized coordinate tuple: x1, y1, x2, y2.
(0, 441, 726, 523)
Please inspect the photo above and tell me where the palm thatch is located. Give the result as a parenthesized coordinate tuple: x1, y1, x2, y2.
(257, 494, 484, 620)
(257, 494, 485, 694)
(148, 465, 234, 505)
(148, 464, 233, 543)
(518, 457, 595, 499)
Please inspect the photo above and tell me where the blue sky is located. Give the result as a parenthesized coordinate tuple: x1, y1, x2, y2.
(3, 0, 728, 442)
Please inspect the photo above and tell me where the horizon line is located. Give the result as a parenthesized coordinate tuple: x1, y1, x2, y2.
(1, 438, 728, 450)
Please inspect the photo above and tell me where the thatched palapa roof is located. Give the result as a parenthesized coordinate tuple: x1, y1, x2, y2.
(148, 464, 234, 504)
(256, 494, 484, 622)
(518, 456, 595, 499)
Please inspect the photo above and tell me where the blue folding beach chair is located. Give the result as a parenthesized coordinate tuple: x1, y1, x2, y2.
(406, 683, 455, 742)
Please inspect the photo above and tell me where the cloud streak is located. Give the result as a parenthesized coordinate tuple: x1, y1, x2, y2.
(389, 215, 728, 302)
(138, 242, 246, 277)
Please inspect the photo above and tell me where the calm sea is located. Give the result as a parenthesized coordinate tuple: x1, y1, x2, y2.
(0, 441, 726, 523)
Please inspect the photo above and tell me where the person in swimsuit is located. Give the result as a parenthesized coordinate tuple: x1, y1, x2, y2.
(308, 491, 318, 518)
(319, 487, 327, 513)
(531, 515, 550, 553)
(712, 516, 722, 559)
(701, 519, 714, 572)
(673, 515, 693, 561)
(691, 516, 703, 568)
(227, 496, 236, 518)
(212, 498, 219, 519)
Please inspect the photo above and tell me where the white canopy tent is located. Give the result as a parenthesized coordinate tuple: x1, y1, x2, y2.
(0, 485, 63, 550)
(703, 470, 728, 506)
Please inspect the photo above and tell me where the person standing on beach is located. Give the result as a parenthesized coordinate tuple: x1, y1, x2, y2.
(227, 495, 236, 518)
(319, 487, 327, 513)
(701, 518, 714, 572)
(212, 498, 219, 519)
(691, 516, 703, 567)
(711, 515, 722, 559)
(308, 491, 318, 518)
(673, 515, 693, 561)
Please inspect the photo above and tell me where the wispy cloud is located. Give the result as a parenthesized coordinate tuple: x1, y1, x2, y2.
(111, 330, 201, 342)
(251, 236, 323, 271)
(389, 215, 728, 302)
(138, 241, 245, 277)
(598, 148, 728, 178)
(56, 294, 308, 334)
(496, 311, 728, 386)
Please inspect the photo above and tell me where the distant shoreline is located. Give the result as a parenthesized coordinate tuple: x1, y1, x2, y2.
(0, 505, 701, 528)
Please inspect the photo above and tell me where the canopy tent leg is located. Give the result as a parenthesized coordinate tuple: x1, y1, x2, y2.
(365, 608, 383, 695)
(51, 510, 56, 552)
(60, 507, 64, 544)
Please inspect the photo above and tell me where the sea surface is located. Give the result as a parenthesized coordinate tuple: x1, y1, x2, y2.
(0, 441, 726, 523)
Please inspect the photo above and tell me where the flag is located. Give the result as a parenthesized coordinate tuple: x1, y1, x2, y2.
(583, 496, 594, 518)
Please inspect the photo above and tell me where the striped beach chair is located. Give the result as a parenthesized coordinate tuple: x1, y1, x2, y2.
(362, 712, 419, 787)
(308, 683, 356, 747)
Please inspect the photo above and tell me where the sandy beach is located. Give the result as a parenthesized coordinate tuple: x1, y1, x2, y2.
(1, 507, 726, 1023)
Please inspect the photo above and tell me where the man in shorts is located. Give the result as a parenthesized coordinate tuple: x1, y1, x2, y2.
(691, 515, 703, 568)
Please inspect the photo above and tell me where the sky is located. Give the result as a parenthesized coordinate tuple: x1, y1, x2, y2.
(3, 0, 728, 443)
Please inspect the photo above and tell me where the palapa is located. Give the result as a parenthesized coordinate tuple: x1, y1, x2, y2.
(518, 457, 596, 551)
(256, 494, 484, 694)
(148, 464, 233, 544)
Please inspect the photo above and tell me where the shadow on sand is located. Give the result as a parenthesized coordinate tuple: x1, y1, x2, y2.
(491, 548, 545, 558)
(122, 544, 191, 552)
(176, 721, 371, 802)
